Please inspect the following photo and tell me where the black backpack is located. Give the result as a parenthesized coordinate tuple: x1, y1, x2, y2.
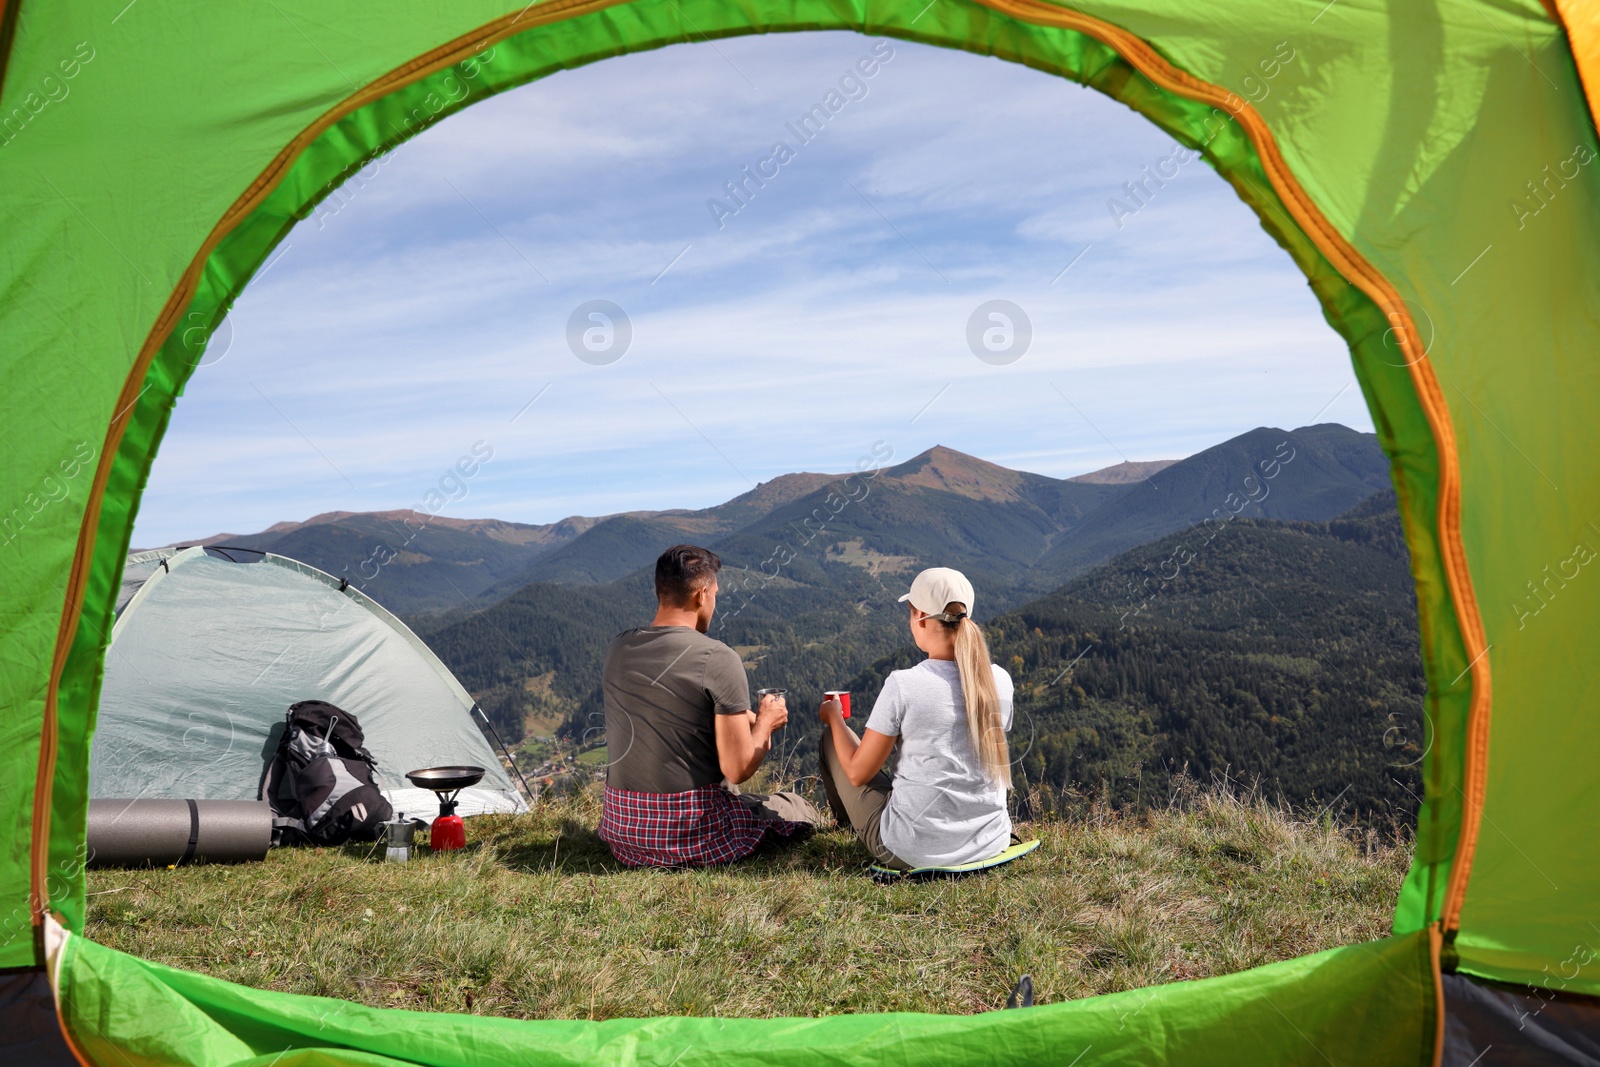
(261, 700, 393, 846)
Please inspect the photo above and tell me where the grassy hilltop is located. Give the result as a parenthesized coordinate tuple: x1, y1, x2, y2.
(86, 783, 1408, 1020)
(95, 425, 1420, 1017)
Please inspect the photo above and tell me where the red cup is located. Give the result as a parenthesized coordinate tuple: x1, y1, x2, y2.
(824, 690, 851, 719)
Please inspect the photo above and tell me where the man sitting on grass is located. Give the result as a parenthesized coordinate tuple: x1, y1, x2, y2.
(597, 544, 819, 867)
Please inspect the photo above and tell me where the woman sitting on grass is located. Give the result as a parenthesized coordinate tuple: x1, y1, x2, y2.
(817, 566, 1013, 870)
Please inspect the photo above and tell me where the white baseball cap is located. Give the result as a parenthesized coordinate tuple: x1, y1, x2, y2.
(898, 567, 976, 619)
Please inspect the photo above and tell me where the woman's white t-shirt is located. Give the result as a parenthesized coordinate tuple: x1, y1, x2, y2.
(864, 658, 1014, 868)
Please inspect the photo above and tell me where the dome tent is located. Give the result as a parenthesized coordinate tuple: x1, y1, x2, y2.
(2, 0, 1600, 1064)
(92, 546, 526, 820)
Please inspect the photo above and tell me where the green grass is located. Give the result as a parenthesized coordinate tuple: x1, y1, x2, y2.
(84, 785, 1410, 1020)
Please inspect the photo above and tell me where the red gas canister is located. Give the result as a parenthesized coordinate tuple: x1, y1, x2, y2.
(430, 813, 466, 852)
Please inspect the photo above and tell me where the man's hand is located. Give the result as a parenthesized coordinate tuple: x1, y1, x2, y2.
(755, 692, 789, 738)
(716, 692, 788, 785)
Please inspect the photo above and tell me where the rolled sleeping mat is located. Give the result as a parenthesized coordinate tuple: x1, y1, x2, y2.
(87, 799, 272, 868)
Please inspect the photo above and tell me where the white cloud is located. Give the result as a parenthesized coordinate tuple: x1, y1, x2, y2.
(133, 33, 1369, 548)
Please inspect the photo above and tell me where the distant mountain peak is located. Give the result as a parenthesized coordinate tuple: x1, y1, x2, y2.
(265, 508, 579, 545)
(716, 471, 839, 514)
(1069, 459, 1180, 485)
(886, 445, 1027, 502)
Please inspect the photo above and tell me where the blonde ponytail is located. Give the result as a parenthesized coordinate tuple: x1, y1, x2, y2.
(940, 602, 1010, 788)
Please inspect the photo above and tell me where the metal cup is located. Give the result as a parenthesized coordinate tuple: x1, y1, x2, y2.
(756, 688, 788, 730)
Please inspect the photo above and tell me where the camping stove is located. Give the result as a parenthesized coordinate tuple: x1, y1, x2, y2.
(405, 766, 485, 852)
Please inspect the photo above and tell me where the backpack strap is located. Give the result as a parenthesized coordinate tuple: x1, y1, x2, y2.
(259, 722, 297, 815)
(269, 815, 306, 848)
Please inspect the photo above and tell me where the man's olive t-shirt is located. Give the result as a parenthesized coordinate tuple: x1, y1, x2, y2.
(602, 625, 752, 793)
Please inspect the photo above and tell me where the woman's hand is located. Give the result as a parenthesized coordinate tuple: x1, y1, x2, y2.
(819, 696, 844, 724)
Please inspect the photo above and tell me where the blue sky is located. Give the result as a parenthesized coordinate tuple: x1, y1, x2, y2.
(131, 31, 1371, 548)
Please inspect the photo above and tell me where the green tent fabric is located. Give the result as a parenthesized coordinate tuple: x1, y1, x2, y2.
(2, 0, 1598, 1062)
(46, 921, 1439, 1066)
(93, 547, 525, 818)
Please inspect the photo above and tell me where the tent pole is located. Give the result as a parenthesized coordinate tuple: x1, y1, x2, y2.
(474, 704, 537, 808)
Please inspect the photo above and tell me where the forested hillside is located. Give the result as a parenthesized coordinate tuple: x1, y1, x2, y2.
(831, 490, 1425, 822)
(424, 485, 1425, 823)
(416, 566, 915, 748)
(179, 423, 1422, 822)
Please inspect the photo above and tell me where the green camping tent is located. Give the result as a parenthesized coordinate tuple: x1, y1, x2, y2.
(94, 546, 526, 818)
(2, 0, 1598, 1063)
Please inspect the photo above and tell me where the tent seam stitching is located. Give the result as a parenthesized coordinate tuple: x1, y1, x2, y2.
(30, 0, 639, 939)
(972, 0, 1493, 939)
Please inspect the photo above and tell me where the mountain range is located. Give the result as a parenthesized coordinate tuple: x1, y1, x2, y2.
(176, 422, 1390, 618)
(154, 422, 1423, 818)
(418, 479, 1423, 820)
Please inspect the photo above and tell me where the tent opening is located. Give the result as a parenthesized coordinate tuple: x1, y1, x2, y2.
(96, 29, 1426, 1020)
